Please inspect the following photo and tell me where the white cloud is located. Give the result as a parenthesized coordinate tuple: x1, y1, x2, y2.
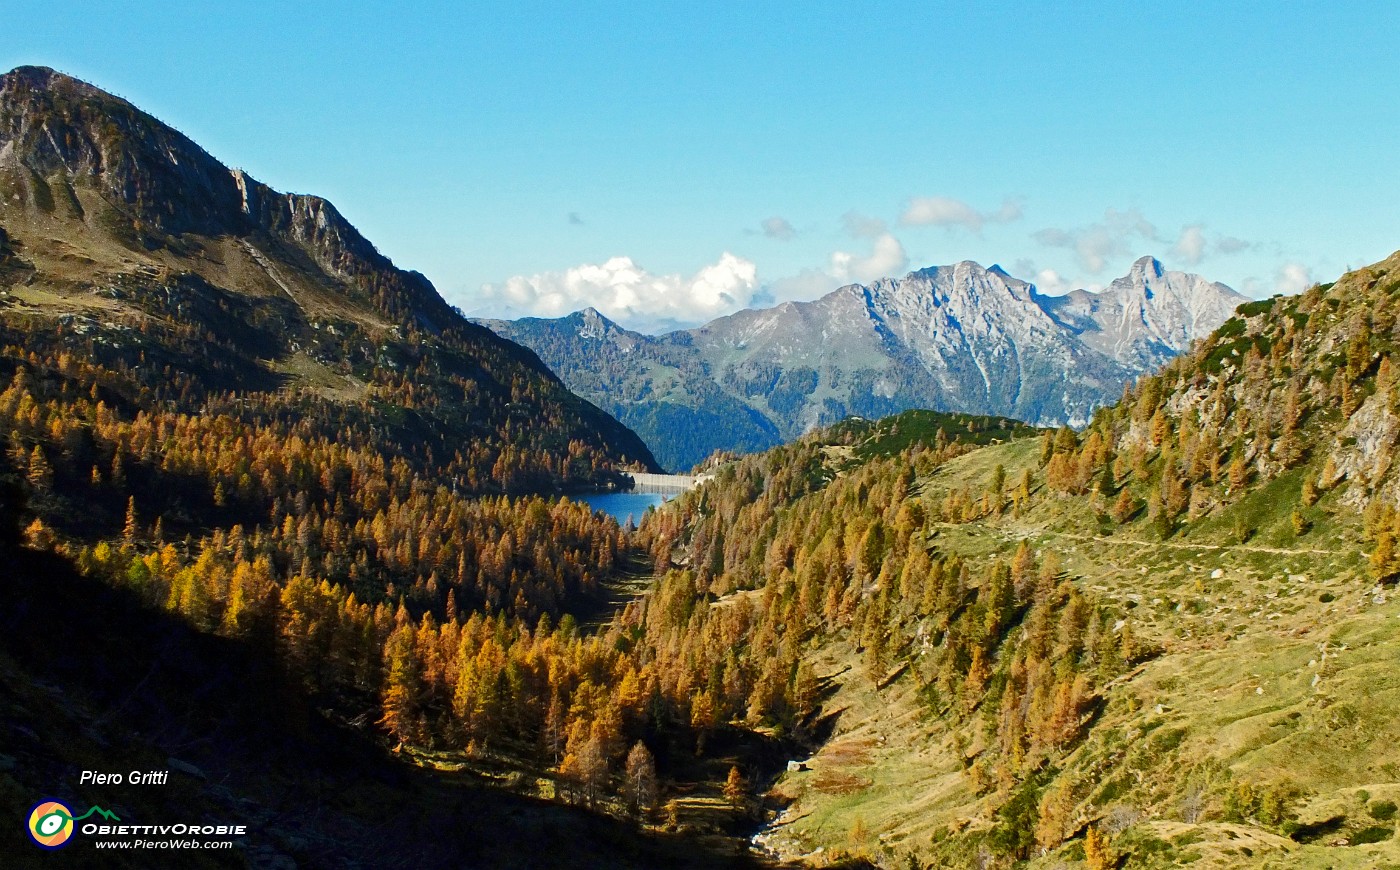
(1037, 210, 1255, 275)
(1238, 262, 1313, 300)
(992, 200, 1024, 223)
(1171, 224, 1207, 266)
(761, 222, 911, 305)
(764, 268, 844, 304)
(1171, 225, 1253, 266)
(760, 216, 796, 240)
(1216, 236, 1251, 255)
(900, 195, 1022, 233)
(1011, 257, 1075, 296)
(831, 232, 909, 283)
(842, 210, 888, 239)
(1276, 262, 1313, 296)
(902, 196, 979, 229)
(1033, 208, 1160, 274)
(1034, 268, 1076, 295)
(480, 252, 759, 332)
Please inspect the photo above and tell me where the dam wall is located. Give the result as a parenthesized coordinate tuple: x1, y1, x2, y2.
(624, 472, 712, 493)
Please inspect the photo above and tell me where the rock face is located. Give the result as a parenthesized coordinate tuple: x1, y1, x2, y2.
(483, 259, 1245, 471)
(0, 66, 245, 236)
(0, 65, 659, 482)
(1040, 256, 1245, 371)
(0, 66, 457, 329)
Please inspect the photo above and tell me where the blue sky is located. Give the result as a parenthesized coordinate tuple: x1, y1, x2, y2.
(8, 2, 1400, 331)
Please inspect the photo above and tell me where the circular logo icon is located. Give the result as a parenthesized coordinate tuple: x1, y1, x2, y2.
(27, 799, 75, 849)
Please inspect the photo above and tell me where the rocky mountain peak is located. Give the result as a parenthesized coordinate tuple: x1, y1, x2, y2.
(5, 65, 78, 92)
(911, 259, 1001, 284)
(576, 306, 612, 324)
(1039, 256, 1246, 369)
(575, 307, 623, 341)
(1128, 254, 1166, 281)
(881, 260, 1040, 325)
(0, 66, 462, 331)
(1, 64, 246, 237)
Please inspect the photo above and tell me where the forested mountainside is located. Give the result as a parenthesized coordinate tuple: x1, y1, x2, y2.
(0, 448, 771, 869)
(0, 65, 736, 866)
(7, 245, 1400, 868)
(0, 65, 657, 495)
(616, 249, 1400, 868)
(483, 258, 1243, 472)
(0, 376, 1020, 866)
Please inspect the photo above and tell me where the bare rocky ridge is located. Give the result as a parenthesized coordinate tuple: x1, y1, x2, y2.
(0, 65, 454, 329)
(1041, 255, 1245, 370)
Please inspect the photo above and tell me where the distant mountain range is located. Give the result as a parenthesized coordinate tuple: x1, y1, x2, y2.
(481, 258, 1246, 471)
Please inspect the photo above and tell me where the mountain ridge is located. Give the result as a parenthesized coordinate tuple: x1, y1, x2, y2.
(0, 65, 660, 485)
(482, 257, 1245, 471)
(2, 64, 458, 330)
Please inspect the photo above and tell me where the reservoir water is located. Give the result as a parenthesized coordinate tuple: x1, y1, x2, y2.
(574, 491, 669, 524)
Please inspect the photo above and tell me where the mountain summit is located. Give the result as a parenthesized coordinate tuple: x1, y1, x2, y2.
(483, 259, 1245, 471)
(1041, 255, 1244, 369)
(0, 66, 659, 487)
(1, 65, 456, 328)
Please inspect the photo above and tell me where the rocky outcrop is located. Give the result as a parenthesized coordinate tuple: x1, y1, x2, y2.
(0, 65, 245, 236)
(0, 66, 456, 330)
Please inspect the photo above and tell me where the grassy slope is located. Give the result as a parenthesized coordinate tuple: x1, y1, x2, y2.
(757, 433, 1400, 869)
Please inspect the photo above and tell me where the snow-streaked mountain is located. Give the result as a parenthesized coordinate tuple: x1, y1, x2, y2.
(480, 257, 1246, 471)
